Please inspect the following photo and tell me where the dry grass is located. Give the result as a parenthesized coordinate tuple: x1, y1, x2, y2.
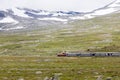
(0, 56, 119, 80)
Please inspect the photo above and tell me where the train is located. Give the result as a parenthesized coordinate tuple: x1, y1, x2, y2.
(57, 52, 120, 57)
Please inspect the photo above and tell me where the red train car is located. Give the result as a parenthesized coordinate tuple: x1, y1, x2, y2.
(57, 52, 67, 57)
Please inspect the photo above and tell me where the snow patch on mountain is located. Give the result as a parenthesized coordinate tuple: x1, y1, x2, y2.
(92, 8, 116, 15)
(29, 10, 51, 16)
(109, 0, 120, 7)
(0, 28, 2, 31)
(0, 16, 18, 24)
(69, 14, 94, 20)
(52, 12, 68, 16)
(12, 8, 30, 18)
(4, 26, 24, 31)
(38, 17, 68, 22)
(70, 0, 120, 20)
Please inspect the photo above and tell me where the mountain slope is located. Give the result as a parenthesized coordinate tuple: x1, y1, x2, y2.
(0, 0, 120, 31)
(1, 12, 120, 55)
(70, 0, 120, 20)
(0, 16, 18, 23)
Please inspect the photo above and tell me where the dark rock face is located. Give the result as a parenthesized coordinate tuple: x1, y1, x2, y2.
(0, 11, 5, 18)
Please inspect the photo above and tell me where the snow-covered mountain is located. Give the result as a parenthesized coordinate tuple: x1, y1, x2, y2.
(0, 8, 82, 31)
(0, 0, 120, 31)
(70, 0, 120, 20)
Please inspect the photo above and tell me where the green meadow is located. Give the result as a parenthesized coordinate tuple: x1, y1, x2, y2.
(0, 13, 120, 80)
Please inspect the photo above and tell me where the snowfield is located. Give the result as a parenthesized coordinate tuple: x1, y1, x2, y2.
(4, 26, 24, 31)
(12, 8, 30, 18)
(38, 17, 68, 22)
(0, 16, 19, 24)
(70, 0, 120, 20)
(0, 0, 120, 31)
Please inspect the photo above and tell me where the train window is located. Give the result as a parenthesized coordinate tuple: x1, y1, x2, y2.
(108, 53, 110, 56)
(107, 53, 112, 56)
(91, 53, 95, 56)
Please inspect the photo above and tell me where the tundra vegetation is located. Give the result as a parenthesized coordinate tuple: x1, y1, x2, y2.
(0, 13, 120, 80)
